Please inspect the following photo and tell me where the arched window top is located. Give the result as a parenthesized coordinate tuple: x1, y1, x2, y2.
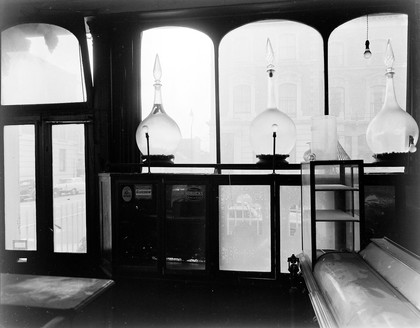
(1, 23, 86, 105)
(141, 26, 214, 90)
(329, 13, 408, 73)
(220, 20, 323, 63)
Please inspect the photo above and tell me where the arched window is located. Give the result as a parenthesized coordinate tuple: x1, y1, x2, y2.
(278, 34, 296, 60)
(219, 20, 323, 164)
(329, 42, 344, 67)
(370, 85, 385, 117)
(140, 27, 215, 167)
(1, 23, 86, 105)
(330, 86, 345, 118)
(233, 84, 252, 114)
(328, 13, 408, 162)
(278, 83, 297, 117)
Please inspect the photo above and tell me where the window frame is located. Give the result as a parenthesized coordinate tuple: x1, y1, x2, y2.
(87, 2, 416, 170)
(0, 16, 93, 107)
(0, 16, 95, 274)
(1, 1, 418, 276)
(212, 174, 278, 279)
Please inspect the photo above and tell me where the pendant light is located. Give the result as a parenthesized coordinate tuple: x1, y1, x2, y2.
(364, 15, 372, 59)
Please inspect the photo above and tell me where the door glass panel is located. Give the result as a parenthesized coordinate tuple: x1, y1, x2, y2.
(1, 23, 86, 105)
(219, 185, 271, 272)
(4, 125, 36, 250)
(165, 184, 206, 271)
(52, 124, 86, 253)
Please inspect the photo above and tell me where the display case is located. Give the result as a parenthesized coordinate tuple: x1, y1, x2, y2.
(98, 173, 208, 277)
(301, 160, 364, 269)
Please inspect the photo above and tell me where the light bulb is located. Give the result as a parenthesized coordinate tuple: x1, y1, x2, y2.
(364, 40, 372, 59)
(364, 49, 372, 59)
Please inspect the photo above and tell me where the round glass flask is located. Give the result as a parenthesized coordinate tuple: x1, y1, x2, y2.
(366, 40, 418, 159)
(135, 54, 181, 163)
(250, 39, 296, 163)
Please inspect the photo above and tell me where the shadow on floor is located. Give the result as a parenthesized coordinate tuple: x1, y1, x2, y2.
(104, 279, 318, 328)
(0, 277, 319, 328)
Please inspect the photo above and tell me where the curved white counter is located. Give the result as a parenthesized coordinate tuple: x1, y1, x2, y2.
(300, 238, 420, 328)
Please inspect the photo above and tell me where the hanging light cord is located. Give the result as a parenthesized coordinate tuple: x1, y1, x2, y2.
(366, 14, 369, 40)
(366, 15, 369, 40)
(364, 14, 372, 59)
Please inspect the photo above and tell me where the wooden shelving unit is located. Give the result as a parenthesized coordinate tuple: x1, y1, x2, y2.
(301, 160, 364, 269)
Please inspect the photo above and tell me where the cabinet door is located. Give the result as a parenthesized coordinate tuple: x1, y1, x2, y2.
(165, 184, 206, 271)
(218, 185, 271, 272)
(117, 183, 159, 269)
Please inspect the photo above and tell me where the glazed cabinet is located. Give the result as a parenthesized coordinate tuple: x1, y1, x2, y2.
(98, 173, 208, 277)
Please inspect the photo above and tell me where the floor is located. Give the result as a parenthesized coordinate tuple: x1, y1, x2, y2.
(1, 277, 319, 328)
(93, 278, 318, 328)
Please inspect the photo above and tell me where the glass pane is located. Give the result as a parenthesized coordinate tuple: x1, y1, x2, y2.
(301, 162, 312, 261)
(280, 186, 302, 273)
(315, 221, 353, 251)
(52, 124, 86, 253)
(219, 185, 271, 272)
(328, 14, 408, 162)
(365, 185, 396, 241)
(4, 125, 36, 250)
(118, 183, 159, 268)
(219, 20, 324, 164)
(165, 184, 206, 271)
(1, 23, 86, 105)
(86, 32, 94, 84)
(141, 27, 216, 168)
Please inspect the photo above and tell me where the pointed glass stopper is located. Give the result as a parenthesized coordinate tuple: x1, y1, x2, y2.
(384, 39, 395, 73)
(153, 54, 162, 82)
(152, 54, 164, 109)
(265, 38, 276, 109)
(266, 38, 275, 72)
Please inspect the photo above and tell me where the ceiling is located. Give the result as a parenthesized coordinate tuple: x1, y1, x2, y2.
(0, 0, 290, 18)
(0, 0, 410, 28)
